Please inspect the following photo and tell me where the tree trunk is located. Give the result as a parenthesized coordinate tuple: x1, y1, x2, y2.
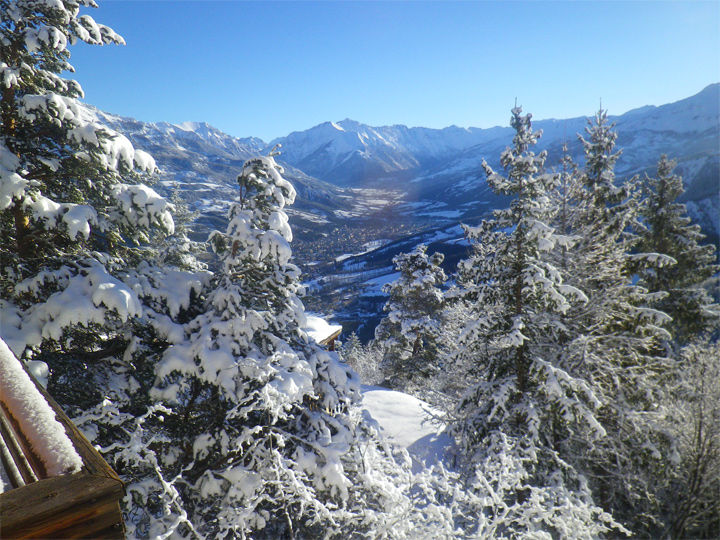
(2, 85, 31, 258)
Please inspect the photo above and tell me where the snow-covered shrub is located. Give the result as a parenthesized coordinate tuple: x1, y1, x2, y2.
(429, 294, 477, 409)
(340, 331, 384, 386)
(661, 340, 720, 538)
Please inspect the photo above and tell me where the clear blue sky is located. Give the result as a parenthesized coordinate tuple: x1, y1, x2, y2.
(71, 1, 720, 141)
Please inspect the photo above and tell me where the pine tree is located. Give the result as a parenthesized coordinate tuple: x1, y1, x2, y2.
(145, 155, 459, 538)
(374, 244, 447, 392)
(551, 143, 583, 272)
(0, 0, 191, 417)
(451, 107, 623, 537)
(558, 110, 675, 534)
(0, 4, 211, 532)
(0, 0, 177, 370)
(637, 155, 719, 344)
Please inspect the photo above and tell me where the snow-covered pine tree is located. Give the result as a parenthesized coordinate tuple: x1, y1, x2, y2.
(0, 1, 195, 405)
(147, 154, 459, 538)
(0, 4, 212, 531)
(636, 154, 719, 344)
(451, 106, 622, 537)
(0, 0, 178, 367)
(551, 143, 583, 272)
(374, 244, 447, 392)
(558, 110, 675, 534)
(146, 153, 344, 537)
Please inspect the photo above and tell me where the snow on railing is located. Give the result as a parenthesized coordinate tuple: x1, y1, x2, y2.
(0, 338, 82, 478)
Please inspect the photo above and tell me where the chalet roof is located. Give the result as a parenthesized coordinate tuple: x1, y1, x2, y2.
(304, 315, 342, 346)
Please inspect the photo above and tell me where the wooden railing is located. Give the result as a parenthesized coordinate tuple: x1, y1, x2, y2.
(0, 365, 125, 539)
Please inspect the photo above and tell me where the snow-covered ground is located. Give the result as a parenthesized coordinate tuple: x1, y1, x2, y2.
(360, 385, 452, 472)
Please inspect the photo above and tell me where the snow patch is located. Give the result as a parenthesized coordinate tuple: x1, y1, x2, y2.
(361, 385, 451, 471)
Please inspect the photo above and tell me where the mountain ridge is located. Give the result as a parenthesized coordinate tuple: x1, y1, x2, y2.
(156, 82, 718, 166)
(94, 83, 719, 243)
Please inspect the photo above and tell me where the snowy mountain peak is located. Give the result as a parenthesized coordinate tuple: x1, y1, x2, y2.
(173, 121, 233, 140)
(175, 120, 214, 133)
(337, 118, 366, 130)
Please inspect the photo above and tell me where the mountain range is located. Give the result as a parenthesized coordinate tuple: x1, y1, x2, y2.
(96, 83, 720, 338)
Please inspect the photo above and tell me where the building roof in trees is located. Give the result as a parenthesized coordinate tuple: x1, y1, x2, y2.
(304, 315, 342, 347)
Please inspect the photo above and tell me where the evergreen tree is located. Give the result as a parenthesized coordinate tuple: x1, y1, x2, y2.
(374, 244, 447, 392)
(551, 143, 583, 273)
(0, 1, 188, 405)
(143, 155, 459, 538)
(0, 0, 176, 373)
(558, 110, 675, 534)
(451, 107, 623, 537)
(0, 3, 209, 532)
(637, 155, 719, 344)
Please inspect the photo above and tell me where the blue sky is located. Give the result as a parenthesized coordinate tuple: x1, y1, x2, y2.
(72, 1, 720, 141)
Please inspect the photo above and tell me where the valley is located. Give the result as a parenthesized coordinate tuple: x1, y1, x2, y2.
(97, 83, 720, 339)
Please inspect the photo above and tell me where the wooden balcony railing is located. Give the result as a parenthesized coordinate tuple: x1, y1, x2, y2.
(0, 350, 125, 539)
